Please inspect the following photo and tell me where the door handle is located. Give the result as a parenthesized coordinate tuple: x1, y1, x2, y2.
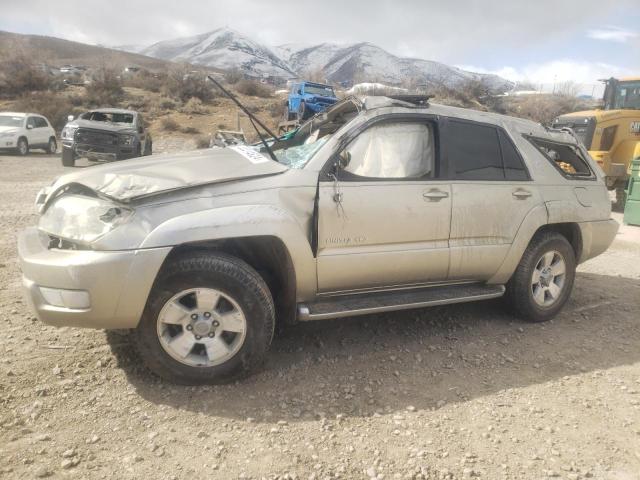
(512, 189, 532, 199)
(423, 189, 449, 201)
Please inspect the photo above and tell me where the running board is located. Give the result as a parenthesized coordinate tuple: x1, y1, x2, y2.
(297, 284, 505, 321)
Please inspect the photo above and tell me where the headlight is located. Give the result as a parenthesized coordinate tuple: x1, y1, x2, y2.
(119, 135, 135, 146)
(39, 194, 133, 244)
(61, 127, 76, 140)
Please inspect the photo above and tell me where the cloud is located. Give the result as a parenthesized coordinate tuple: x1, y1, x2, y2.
(457, 60, 633, 95)
(0, 0, 631, 63)
(587, 26, 638, 43)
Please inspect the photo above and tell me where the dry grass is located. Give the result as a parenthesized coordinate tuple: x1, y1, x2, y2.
(161, 117, 180, 132)
(195, 136, 210, 149)
(235, 80, 272, 98)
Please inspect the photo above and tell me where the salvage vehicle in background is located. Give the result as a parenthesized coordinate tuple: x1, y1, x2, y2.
(285, 81, 338, 121)
(553, 76, 640, 210)
(60, 108, 152, 167)
(0, 112, 57, 156)
(18, 95, 618, 385)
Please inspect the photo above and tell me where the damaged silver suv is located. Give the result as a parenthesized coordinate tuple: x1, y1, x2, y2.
(18, 95, 618, 384)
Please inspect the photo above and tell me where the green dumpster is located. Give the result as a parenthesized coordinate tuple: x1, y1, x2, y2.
(623, 157, 640, 226)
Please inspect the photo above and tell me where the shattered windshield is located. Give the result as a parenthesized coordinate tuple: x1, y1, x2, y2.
(305, 85, 335, 97)
(82, 111, 134, 124)
(0, 116, 23, 127)
(273, 136, 329, 169)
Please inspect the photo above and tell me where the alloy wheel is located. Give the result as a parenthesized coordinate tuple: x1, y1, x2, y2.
(531, 250, 566, 307)
(156, 288, 247, 367)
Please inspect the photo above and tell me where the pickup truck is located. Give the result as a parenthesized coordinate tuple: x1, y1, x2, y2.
(18, 96, 618, 385)
(60, 108, 152, 167)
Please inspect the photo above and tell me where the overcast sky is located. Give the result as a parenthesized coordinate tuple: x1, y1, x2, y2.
(1, 0, 638, 91)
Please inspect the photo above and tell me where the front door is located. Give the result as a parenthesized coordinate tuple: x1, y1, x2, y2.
(316, 119, 451, 293)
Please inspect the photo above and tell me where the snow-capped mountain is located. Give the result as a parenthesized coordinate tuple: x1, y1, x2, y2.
(129, 27, 513, 92)
(140, 28, 295, 77)
(285, 42, 511, 91)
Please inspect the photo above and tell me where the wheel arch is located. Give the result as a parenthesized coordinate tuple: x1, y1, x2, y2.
(157, 236, 298, 326)
(533, 223, 582, 261)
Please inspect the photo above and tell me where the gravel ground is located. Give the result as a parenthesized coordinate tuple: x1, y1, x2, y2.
(1, 153, 640, 480)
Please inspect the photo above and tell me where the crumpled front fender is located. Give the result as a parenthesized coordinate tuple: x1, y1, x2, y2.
(139, 204, 317, 299)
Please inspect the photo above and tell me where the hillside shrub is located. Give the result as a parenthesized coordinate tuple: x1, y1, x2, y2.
(235, 80, 272, 98)
(161, 117, 180, 131)
(13, 92, 80, 132)
(164, 68, 215, 103)
(0, 54, 50, 97)
(86, 69, 124, 106)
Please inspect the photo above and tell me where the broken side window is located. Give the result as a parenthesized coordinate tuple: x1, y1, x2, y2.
(527, 137, 593, 178)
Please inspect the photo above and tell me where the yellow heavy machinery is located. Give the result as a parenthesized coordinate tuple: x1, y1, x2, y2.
(553, 77, 640, 209)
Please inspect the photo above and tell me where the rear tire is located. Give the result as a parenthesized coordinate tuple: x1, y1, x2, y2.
(505, 231, 576, 323)
(16, 137, 28, 156)
(134, 252, 275, 384)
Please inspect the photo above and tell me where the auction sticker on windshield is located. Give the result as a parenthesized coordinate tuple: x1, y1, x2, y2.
(230, 145, 270, 164)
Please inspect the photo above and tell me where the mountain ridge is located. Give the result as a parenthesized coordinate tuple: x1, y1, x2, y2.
(133, 27, 514, 92)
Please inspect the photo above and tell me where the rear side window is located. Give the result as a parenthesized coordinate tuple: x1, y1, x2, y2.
(449, 120, 503, 180)
(498, 130, 528, 180)
(528, 137, 592, 178)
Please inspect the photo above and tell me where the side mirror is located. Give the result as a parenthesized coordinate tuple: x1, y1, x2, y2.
(67, 115, 74, 122)
(138, 126, 144, 133)
(297, 89, 302, 95)
(26, 124, 33, 130)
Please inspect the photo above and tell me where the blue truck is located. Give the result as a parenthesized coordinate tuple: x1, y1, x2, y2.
(285, 81, 338, 121)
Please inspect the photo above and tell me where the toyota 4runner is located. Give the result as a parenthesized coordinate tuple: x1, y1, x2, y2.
(18, 96, 618, 384)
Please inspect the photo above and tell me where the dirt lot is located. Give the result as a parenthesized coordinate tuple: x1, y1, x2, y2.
(1, 153, 640, 480)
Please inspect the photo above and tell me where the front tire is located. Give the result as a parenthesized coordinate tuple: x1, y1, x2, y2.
(61, 146, 75, 167)
(134, 253, 275, 384)
(297, 101, 306, 121)
(505, 231, 576, 322)
(16, 137, 29, 156)
(46, 137, 57, 154)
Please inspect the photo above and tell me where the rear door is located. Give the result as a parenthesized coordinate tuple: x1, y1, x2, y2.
(34, 117, 50, 145)
(25, 116, 41, 145)
(445, 119, 542, 280)
(316, 117, 451, 293)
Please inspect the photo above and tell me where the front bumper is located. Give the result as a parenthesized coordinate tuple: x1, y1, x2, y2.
(63, 141, 137, 161)
(18, 227, 171, 329)
(0, 138, 17, 149)
(578, 218, 619, 263)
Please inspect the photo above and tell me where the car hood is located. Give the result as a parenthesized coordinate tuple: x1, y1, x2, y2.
(44, 146, 288, 203)
(68, 119, 136, 133)
(0, 126, 20, 134)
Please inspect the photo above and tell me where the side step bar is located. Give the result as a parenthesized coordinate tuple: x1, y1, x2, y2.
(298, 284, 505, 321)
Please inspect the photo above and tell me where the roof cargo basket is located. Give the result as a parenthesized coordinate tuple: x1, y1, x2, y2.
(386, 95, 433, 106)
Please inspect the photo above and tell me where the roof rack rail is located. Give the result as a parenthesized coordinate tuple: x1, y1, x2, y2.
(386, 94, 433, 106)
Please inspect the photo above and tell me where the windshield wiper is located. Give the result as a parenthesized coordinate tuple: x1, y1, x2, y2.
(207, 75, 280, 163)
